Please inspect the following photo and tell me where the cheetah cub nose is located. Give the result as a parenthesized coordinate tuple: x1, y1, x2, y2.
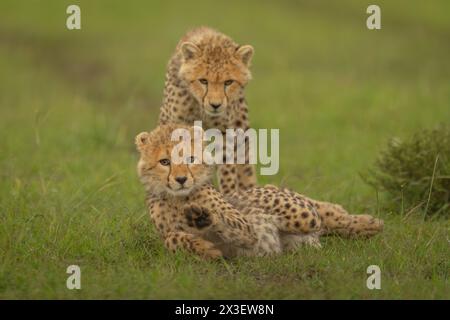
(175, 176, 188, 185)
(210, 103, 222, 109)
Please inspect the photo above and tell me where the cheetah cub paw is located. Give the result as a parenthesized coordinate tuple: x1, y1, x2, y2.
(184, 205, 215, 230)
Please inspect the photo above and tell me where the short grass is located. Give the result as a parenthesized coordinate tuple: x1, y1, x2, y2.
(0, 0, 449, 299)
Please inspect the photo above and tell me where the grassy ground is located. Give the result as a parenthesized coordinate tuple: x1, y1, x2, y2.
(0, 0, 449, 299)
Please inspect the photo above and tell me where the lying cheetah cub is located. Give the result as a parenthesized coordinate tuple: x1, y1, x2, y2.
(135, 124, 384, 259)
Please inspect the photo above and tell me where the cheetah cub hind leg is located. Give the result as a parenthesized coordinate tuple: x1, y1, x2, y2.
(314, 201, 384, 238)
(345, 214, 384, 237)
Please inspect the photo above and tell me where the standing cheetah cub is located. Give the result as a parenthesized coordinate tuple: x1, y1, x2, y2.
(159, 26, 257, 196)
(135, 124, 384, 259)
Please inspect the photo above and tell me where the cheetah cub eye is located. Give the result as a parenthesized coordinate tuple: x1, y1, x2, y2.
(159, 159, 170, 166)
(224, 80, 234, 86)
(199, 79, 208, 85)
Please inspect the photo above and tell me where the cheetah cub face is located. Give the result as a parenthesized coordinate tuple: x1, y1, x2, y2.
(135, 124, 212, 197)
(178, 41, 254, 117)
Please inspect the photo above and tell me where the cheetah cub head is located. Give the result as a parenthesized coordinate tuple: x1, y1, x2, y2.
(178, 39, 253, 117)
(135, 124, 212, 197)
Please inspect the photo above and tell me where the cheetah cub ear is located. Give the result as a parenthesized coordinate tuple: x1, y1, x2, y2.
(235, 45, 254, 66)
(181, 42, 200, 61)
(135, 132, 150, 151)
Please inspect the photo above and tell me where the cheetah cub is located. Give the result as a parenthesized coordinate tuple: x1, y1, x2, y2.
(159, 26, 257, 196)
(135, 124, 384, 259)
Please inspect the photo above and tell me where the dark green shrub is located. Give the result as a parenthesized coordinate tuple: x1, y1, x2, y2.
(364, 124, 450, 216)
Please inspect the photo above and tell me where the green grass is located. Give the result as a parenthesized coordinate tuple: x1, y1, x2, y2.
(0, 0, 449, 299)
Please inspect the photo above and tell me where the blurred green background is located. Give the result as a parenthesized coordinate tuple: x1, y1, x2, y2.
(0, 0, 448, 299)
